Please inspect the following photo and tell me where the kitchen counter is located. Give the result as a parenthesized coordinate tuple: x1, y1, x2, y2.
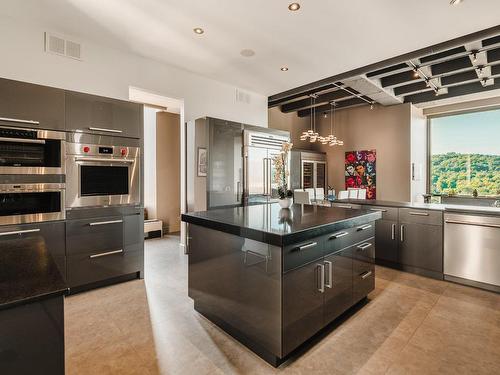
(183, 204, 381, 366)
(333, 199, 500, 216)
(182, 202, 381, 246)
(0, 235, 68, 310)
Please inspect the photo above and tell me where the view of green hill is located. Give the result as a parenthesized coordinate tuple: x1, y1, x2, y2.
(431, 152, 500, 196)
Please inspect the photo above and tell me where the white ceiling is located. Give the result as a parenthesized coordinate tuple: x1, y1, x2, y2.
(1, 0, 500, 96)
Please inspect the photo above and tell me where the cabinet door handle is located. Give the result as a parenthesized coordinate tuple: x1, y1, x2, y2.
(88, 127, 123, 134)
(445, 220, 500, 229)
(357, 243, 372, 251)
(0, 136, 46, 145)
(361, 271, 372, 280)
(370, 208, 387, 212)
(89, 219, 123, 226)
(329, 231, 348, 240)
(336, 204, 352, 209)
(324, 261, 333, 288)
(391, 223, 396, 240)
(0, 228, 40, 237)
(357, 224, 372, 231)
(408, 211, 429, 216)
(317, 264, 325, 293)
(0, 116, 40, 125)
(89, 249, 123, 258)
(400, 225, 405, 242)
(298, 242, 317, 251)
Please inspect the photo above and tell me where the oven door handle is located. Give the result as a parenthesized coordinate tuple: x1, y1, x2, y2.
(0, 136, 46, 145)
(74, 157, 135, 163)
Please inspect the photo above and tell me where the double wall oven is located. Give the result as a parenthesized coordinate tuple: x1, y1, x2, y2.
(0, 125, 66, 224)
(66, 136, 140, 209)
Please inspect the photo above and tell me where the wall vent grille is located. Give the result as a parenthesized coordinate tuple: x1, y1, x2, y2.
(44, 32, 82, 60)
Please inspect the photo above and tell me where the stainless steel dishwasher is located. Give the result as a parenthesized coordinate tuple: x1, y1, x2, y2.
(444, 212, 500, 292)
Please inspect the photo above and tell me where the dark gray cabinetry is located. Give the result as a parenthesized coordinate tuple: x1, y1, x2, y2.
(374, 220, 398, 263)
(0, 78, 65, 130)
(0, 296, 64, 375)
(283, 261, 324, 355)
(399, 209, 443, 275)
(66, 213, 143, 288)
(352, 238, 375, 302)
(0, 222, 66, 280)
(65, 91, 142, 138)
(323, 248, 353, 324)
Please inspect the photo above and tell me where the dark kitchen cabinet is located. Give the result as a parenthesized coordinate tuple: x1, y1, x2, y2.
(65, 91, 142, 138)
(399, 222, 443, 273)
(0, 221, 66, 280)
(374, 219, 399, 263)
(323, 248, 353, 324)
(352, 238, 375, 302)
(283, 261, 324, 355)
(0, 78, 65, 130)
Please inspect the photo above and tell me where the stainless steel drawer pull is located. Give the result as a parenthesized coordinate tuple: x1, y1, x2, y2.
(0, 137, 46, 145)
(0, 228, 41, 237)
(324, 260, 333, 288)
(298, 242, 317, 251)
(329, 231, 348, 240)
(408, 212, 429, 216)
(336, 205, 352, 209)
(357, 243, 372, 251)
(370, 208, 387, 212)
(88, 127, 123, 134)
(391, 223, 396, 240)
(357, 224, 372, 231)
(445, 220, 500, 229)
(89, 249, 124, 258)
(89, 219, 123, 226)
(75, 157, 135, 163)
(400, 225, 405, 242)
(361, 271, 373, 280)
(0, 116, 40, 125)
(317, 264, 325, 293)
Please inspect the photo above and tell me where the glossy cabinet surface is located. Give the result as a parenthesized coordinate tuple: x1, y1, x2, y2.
(323, 248, 353, 324)
(352, 238, 376, 302)
(0, 78, 65, 130)
(65, 91, 142, 138)
(399, 222, 443, 273)
(374, 219, 399, 263)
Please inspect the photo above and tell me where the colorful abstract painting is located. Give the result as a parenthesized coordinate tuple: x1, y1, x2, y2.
(345, 150, 376, 199)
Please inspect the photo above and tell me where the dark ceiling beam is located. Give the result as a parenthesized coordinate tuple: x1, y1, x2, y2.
(430, 56, 472, 76)
(483, 35, 500, 47)
(403, 79, 500, 104)
(365, 63, 409, 78)
(280, 88, 355, 113)
(492, 64, 500, 75)
(393, 81, 430, 96)
(440, 70, 478, 86)
(487, 47, 500, 64)
(268, 83, 337, 107)
(297, 97, 371, 117)
(268, 26, 500, 104)
(419, 46, 467, 64)
(381, 70, 420, 88)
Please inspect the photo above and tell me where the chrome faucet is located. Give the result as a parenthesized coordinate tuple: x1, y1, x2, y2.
(493, 200, 500, 208)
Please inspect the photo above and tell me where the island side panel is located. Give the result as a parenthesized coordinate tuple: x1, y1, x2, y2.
(187, 224, 283, 359)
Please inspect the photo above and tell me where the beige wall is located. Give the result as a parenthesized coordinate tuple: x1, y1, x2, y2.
(311, 103, 412, 201)
(268, 107, 312, 150)
(156, 112, 181, 233)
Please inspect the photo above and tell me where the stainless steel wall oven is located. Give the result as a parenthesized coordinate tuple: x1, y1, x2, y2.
(66, 140, 140, 209)
(0, 125, 65, 175)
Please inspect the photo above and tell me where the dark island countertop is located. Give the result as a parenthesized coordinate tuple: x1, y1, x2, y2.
(0, 235, 68, 310)
(333, 199, 500, 216)
(182, 203, 381, 246)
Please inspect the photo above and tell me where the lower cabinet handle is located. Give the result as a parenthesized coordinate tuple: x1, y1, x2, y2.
(336, 205, 352, 209)
(391, 223, 396, 240)
(89, 249, 124, 258)
(329, 231, 348, 240)
(324, 261, 333, 288)
(0, 228, 40, 237)
(317, 264, 325, 293)
(89, 219, 123, 226)
(408, 211, 429, 216)
(357, 243, 372, 251)
(361, 271, 373, 280)
(357, 224, 372, 231)
(400, 225, 405, 242)
(298, 242, 317, 251)
(370, 208, 387, 212)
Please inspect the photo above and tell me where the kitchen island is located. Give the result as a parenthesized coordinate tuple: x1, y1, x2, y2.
(182, 203, 381, 366)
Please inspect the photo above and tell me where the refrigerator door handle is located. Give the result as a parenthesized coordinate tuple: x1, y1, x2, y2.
(263, 158, 268, 195)
(268, 158, 273, 197)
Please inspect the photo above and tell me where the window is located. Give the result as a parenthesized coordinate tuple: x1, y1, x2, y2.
(429, 109, 500, 197)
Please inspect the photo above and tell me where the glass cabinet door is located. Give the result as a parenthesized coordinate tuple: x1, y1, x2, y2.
(302, 162, 314, 189)
(316, 162, 326, 192)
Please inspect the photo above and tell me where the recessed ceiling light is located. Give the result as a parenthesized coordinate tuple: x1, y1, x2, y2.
(193, 27, 204, 35)
(240, 49, 256, 57)
(450, 0, 463, 5)
(288, 3, 301, 11)
(280, 66, 289, 71)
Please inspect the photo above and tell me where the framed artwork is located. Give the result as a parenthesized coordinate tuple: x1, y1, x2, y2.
(345, 150, 376, 199)
(197, 147, 207, 177)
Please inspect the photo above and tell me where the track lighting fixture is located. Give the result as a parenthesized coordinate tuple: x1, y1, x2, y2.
(472, 51, 478, 63)
(413, 68, 419, 78)
(370, 103, 374, 110)
(450, 0, 463, 5)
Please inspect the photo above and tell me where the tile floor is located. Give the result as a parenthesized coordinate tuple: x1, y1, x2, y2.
(65, 235, 500, 375)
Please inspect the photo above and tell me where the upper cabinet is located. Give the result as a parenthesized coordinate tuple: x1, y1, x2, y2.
(65, 91, 142, 138)
(0, 78, 65, 130)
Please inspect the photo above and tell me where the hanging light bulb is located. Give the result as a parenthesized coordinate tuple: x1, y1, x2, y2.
(413, 67, 419, 78)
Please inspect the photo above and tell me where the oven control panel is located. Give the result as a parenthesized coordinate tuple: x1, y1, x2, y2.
(0, 127, 37, 139)
(76, 144, 132, 158)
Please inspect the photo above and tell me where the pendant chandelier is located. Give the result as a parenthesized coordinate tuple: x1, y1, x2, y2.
(299, 96, 343, 146)
(323, 101, 343, 146)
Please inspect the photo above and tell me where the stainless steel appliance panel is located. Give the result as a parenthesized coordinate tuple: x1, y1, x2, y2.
(444, 213, 500, 287)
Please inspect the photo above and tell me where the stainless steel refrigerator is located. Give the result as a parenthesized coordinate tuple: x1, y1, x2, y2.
(243, 127, 291, 205)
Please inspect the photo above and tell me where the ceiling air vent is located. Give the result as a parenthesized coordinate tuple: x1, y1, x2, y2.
(44, 32, 82, 60)
(235, 89, 251, 104)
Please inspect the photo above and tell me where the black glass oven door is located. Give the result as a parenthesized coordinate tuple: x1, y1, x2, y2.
(0, 139, 61, 167)
(80, 165, 129, 196)
(0, 191, 62, 216)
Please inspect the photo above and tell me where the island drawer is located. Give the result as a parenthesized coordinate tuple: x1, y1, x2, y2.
(284, 237, 324, 272)
(324, 222, 375, 256)
(362, 206, 398, 221)
(399, 208, 443, 226)
(352, 238, 375, 302)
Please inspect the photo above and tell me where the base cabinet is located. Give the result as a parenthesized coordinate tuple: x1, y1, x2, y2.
(323, 248, 353, 324)
(399, 222, 443, 273)
(374, 219, 398, 263)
